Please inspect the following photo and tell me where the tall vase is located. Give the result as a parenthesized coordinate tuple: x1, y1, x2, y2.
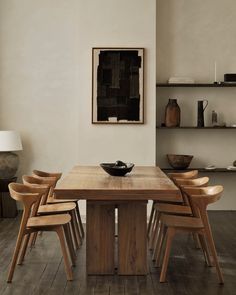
(197, 99, 208, 127)
(165, 99, 181, 127)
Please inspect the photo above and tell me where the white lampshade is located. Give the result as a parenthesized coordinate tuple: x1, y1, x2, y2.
(0, 131, 23, 152)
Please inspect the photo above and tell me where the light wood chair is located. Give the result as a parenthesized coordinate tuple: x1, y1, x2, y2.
(32, 169, 84, 239)
(148, 170, 199, 249)
(152, 177, 210, 262)
(7, 183, 74, 282)
(157, 185, 224, 284)
(22, 175, 81, 250)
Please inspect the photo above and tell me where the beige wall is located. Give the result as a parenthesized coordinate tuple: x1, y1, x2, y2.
(156, 0, 236, 209)
(0, 0, 156, 214)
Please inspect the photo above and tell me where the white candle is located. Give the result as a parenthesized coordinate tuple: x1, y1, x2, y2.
(214, 61, 217, 82)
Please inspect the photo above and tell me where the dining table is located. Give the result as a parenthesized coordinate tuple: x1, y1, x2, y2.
(54, 165, 181, 275)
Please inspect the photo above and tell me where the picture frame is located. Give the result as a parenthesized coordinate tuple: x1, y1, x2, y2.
(92, 47, 144, 124)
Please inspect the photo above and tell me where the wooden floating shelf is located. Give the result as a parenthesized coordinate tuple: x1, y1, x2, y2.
(162, 168, 236, 173)
(156, 126, 236, 129)
(156, 83, 236, 87)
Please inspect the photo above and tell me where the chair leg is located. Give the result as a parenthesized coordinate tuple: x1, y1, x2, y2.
(147, 201, 155, 238)
(76, 202, 84, 239)
(160, 228, 175, 283)
(17, 233, 31, 265)
(71, 210, 81, 247)
(192, 233, 201, 249)
(204, 229, 224, 284)
(155, 223, 167, 267)
(64, 224, 76, 267)
(28, 232, 38, 248)
(7, 230, 25, 282)
(198, 233, 213, 267)
(55, 226, 73, 281)
(149, 209, 158, 250)
(152, 212, 161, 260)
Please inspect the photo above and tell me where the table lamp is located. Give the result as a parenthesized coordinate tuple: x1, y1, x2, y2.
(0, 131, 23, 179)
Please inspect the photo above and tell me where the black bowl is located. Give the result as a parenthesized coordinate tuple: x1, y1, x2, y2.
(100, 162, 134, 176)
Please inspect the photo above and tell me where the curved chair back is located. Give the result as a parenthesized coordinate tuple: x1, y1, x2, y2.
(168, 170, 198, 181)
(9, 183, 48, 224)
(33, 170, 62, 182)
(175, 176, 209, 187)
(182, 185, 223, 225)
(32, 170, 62, 201)
(174, 176, 209, 205)
(22, 175, 56, 205)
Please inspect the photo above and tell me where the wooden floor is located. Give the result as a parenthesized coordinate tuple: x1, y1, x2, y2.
(0, 211, 235, 295)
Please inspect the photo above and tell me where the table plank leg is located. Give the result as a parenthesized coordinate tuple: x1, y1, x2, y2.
(86, 201, 115, 274)
(118, 201, 147, 275)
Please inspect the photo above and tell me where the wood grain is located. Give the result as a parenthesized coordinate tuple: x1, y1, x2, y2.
(86, 201, 115, 274)
(118, 201, 147, 275)
(55, 166, 180, 201)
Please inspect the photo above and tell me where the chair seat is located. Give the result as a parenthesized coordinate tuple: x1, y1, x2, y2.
(161, 215, 204, 229)
(27, 214, 71, 227)
(155, 203, 192, 215)
(47, 197, 78, 204)
(38, 203, 76, 214)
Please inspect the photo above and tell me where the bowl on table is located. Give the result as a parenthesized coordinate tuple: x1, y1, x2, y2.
(166, 154, 193, 170)
(100, 161, 134, 176)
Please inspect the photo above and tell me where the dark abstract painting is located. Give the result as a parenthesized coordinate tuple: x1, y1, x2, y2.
(92, 48, 144, 124)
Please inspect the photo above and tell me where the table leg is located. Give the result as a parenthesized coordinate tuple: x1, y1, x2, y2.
(86, 201, 115, 274)
(118, 201, 147, 275)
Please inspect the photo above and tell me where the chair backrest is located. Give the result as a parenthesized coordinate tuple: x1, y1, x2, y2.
(182, 185, 223, 228)
(32, 170, 62, 201)
(22, 175, 56, 205)
(9, 183, 49, 232)
(32, 170, 62, 182)
(174, 176, 209, 187)
(174, 177, 209, 204)
(168, 170, 198, 181)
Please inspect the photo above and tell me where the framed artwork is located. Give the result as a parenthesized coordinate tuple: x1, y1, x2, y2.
(92, 47, 144, 124)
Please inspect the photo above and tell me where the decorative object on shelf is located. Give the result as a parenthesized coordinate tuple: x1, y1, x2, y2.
(197, 99, 208, 127)
(224, 73, 236, 83)
(165, 99, 180, 127)
(100, 161, 134, 176)
(166, 154, 193, 170)
(0, 131, 23, 179)
(168, 77, 195, 84)
(233, 160, 236, 167)
(212, 110, 218, 127)
(227, 166, 236, 170)
(214, 61, 218, 84)
(205, 165, 216, 170)
(92, 47, 144, 124)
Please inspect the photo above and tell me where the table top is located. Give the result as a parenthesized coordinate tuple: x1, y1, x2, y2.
(54, 166, 181, 201)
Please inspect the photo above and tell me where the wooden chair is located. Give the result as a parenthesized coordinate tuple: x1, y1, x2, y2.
(152, 177, 209, 262)
(22, 175, 81, 250)
(148, 170, 199, 249)
(168, 169, 199, 181)
(157, 185, 224, 284)
(32, 169, 84, 239)
(7, 183, 74, 282)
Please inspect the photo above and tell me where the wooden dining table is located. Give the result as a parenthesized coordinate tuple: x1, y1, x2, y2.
(54, 165, 180, 275)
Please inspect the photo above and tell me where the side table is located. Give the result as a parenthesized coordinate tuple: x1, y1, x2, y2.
(0, 177, 18, 218)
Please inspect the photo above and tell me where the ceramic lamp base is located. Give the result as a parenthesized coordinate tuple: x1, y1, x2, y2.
(0, 152, 19, 179)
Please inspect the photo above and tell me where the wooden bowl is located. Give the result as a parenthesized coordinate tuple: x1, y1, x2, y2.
(167, 154, 193, 170)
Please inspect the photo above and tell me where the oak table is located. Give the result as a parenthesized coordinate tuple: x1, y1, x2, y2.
(54, 166, 180, 275)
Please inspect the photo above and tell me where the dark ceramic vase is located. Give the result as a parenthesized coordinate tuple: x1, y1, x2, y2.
(165, 99, 180, 127)
(197, 99, 208, 127)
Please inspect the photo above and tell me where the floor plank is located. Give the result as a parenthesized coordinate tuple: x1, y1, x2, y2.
(0, 211, 235, 295)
